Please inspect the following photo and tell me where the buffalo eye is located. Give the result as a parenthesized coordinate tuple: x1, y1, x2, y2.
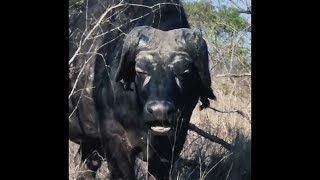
(135, 67, 149, 78)
(176, 68, 192, 77)
(137, 71, 149, 78)
(181, 69, 191, 75)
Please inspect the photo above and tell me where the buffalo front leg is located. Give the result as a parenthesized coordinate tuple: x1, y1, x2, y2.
(101, 120, 137, 180)
(148, 157, 171, 180)
(75, 140, 104, 180)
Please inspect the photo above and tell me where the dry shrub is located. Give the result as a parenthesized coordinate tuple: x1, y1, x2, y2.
(170, 76, 251, 180)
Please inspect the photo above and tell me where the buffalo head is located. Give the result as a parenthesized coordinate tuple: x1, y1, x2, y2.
(115, 26, 215, 135)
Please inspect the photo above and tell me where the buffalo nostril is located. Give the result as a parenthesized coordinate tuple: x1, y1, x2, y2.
(147, 106, 153, 114)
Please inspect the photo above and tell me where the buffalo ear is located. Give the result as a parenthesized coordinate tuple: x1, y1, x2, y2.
(114, 34, 138, 84)
(182, 29, 216, 109)
(196, 36, 216, 110)
(114, 41, 136, 90)
(114, 26, 153, 90)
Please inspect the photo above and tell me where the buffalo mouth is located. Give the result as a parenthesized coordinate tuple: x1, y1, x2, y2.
(146, 120, 171, 134)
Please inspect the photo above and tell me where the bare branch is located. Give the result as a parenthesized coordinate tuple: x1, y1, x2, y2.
(69, 54, 95, 99)
(210, 62, 218, 71)
(229, 0, 251, 14)
(90, 2, 181, 39)
(188, 123, 235, 151)
(228, 29, 240, 74)
(214, 73, 251, 78)
(240, 0, 249, 8)
(69, 82, 86, 120)
(207, 106, 250, 120)
(229, 0, 243, 10)
(239, 8, 251, 14)
(69, 3, 125, 65)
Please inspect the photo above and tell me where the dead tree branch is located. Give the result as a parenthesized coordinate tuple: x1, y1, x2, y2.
(69, 3, 125, 65)
(229, 0, 251, 14)
(188, 123, 235, 151)
(208, 106, 250, 120)
(214, 73, 251, 78)
(239, 8, 251, 14)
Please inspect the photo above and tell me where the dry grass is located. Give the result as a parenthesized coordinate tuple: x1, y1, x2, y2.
(173, 75, 251, 180)
(68, 75, 251, 180)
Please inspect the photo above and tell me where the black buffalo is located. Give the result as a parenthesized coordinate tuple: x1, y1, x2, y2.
(69, 0, 215, 179)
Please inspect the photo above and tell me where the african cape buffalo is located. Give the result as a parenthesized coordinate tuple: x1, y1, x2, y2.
(69, 0, 215, 179)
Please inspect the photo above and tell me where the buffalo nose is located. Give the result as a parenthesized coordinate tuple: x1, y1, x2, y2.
(146, 101, 176, 119)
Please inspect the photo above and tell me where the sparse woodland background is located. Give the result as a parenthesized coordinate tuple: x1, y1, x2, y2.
(69, 0, 251, 179)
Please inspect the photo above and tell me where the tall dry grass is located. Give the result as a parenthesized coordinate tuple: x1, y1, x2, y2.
(173, 75, 251, 180)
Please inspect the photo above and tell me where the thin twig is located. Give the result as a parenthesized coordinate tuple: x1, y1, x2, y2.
(69, 3, 125, 65)
(90, 2, 181, 39)
(239, 9, 251, 14)
(214, 73, 251, 78)
(210, 62, 218, 71)
(69, 53, 95, 99)
(207, 106, 250, 120)
(229, 0, 251, 14)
